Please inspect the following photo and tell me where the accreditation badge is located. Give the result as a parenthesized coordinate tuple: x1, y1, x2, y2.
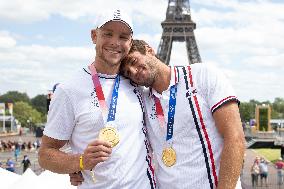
(98, 126, 120, 148)
(162, 147, 176, 167)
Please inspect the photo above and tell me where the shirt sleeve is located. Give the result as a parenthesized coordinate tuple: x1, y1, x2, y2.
(197, 64, 239, 114)
(43, 85, 76, 140)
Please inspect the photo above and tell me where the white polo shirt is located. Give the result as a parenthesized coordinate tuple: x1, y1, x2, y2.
(44, 68, 156, 189)
(144, 64, 241, 189)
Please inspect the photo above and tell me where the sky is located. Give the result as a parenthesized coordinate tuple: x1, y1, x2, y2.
(0, 0, 283, 102)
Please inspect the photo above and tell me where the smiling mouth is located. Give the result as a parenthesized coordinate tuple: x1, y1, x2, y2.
(105, 48, 121, 54)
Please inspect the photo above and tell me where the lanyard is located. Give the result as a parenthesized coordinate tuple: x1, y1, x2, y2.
(153, 67, 178, 142)
(88, 64, 120, 123)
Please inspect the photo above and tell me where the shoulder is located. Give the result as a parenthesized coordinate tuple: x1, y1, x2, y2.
(176, 64, 222, 82)
(189, 63, 223, 77)
(188, 63, 232, 88)
(55, 68, 91, 94)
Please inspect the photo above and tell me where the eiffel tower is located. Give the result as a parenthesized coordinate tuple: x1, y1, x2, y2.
(157, 0, 201, 65)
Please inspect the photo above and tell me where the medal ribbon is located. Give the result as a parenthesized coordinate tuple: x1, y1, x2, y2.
(153, 96, 165, 128)
(153, 67, 178, 142)
(89, 64, 120, 122)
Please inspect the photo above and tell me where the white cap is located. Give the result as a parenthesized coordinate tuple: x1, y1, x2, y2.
(96, 9, 133, 33)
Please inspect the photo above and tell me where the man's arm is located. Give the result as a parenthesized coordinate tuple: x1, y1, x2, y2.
(213, 101, 245, 189)
(38, 135, 79, 174)
(38, 135, 112, 174)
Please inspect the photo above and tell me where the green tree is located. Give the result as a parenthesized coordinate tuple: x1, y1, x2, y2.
(31, 94, 47, 115)
(0, 91, 30, 104)
(271, 108, 279, 119)
(249, 99, 260, 107)
(239, 102, 255, 122)
(272, 97, 284, 118)
(13, 101, 43, 128)
(239, 98, 284, 121)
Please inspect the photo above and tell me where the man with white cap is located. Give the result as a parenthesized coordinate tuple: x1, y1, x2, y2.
(39, 9, 156, 189)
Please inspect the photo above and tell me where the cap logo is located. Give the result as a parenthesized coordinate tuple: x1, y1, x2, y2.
(113, 9, 121, 20)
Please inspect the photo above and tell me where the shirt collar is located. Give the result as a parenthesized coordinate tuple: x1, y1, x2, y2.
(83, 67, 118, 79)
(150, 66, 179, 98)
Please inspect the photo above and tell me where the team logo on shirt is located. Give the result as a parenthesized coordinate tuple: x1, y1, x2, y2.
(186, 88, 197, 98)
(150, 104, 157, 120)
(91, 89, 100, 108)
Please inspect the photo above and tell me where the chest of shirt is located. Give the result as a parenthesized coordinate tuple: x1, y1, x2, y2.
(144, 83, 217, 146)
(71, 79, 144, 137)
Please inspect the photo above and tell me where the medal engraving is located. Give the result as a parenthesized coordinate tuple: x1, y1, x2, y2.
(99, 127, 120, 148)
(162, 147, 176, 167)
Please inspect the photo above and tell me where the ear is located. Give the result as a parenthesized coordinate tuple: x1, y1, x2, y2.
(145, 45, 156, 56)
(91, 29, 97, 44)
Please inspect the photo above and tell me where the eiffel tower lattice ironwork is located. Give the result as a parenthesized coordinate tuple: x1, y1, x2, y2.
(157, 0, 201, 65)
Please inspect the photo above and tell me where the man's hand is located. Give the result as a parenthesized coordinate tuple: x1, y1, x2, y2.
(82, 139, 112, 170)
(69, 171, 84, 186)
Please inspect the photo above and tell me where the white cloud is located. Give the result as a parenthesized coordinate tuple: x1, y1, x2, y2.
(0, 0, 167, 24)
(191, 0, 284, 74)
(0, 33, 93, 96)
(230, 69, 284, 102)
(243, 54, 284, 69)
(0, 31, 17, 48)
(0, 0, 283, 102)
(134, 33, 162, 52)
(170, 42, 192, 66)
(0, 0, 52, 23)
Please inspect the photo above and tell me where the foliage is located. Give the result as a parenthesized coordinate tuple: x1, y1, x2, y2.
(239, 102, 255, 122)
(272, 97, 284, 118)
(1, 90, 283, 124)
(13, 101, 43, 128)
(31, 94, 47, 115)
(239, 98, 284, 122)
(0, 91, 30, 104)
(0, 91, 47, 119)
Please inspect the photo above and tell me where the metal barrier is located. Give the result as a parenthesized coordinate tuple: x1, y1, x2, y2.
(241, 173, 284, 189)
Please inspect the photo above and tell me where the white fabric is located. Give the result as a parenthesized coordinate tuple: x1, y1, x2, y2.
(95, 8, 133, 33)
(44, 68, 153, 189)
(38, 170, 77, 189)
(0, 167, 20, 189)
(0, 168, 76, 189)
(8, 168, 38, 189)
(144, 64, 241, 189)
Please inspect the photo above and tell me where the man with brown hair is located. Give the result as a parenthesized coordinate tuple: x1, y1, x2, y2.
(119, 39, 245, 189)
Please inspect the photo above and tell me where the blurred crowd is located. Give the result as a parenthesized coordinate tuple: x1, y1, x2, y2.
(0, 139, 40, 173)
(250, 156, 284, 188)
(0, 139, 41, 152)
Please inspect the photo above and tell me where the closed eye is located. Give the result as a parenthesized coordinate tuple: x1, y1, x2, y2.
(120, 35, 130, 41)
(103, 32, 112, 37)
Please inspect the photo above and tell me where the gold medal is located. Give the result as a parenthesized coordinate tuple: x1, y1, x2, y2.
(98, 127, 120, 148)
(162, 147, 176, 167)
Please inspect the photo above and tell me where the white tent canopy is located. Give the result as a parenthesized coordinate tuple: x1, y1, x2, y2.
(0, 168, 76, 189)
(0, 167, 21, 189)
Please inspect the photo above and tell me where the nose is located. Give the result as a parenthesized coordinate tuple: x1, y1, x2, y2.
(109, 36, 120, 47)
